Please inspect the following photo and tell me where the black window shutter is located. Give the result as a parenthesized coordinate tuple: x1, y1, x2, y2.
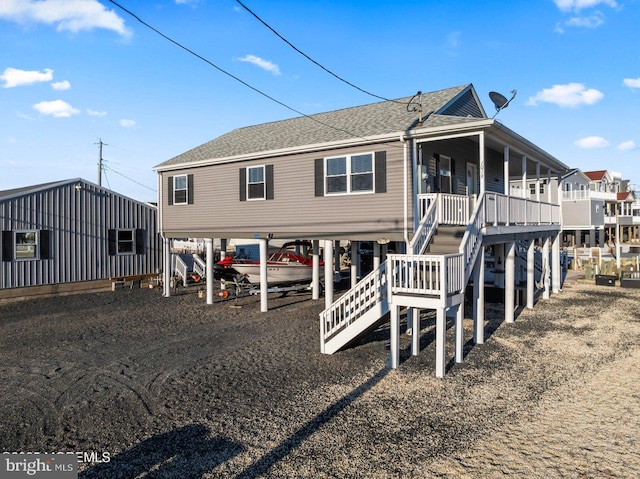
(39, 230, 51, 259)
(314, 159, 324, 197)
(108, 229, 117, 256)
(265, 165, 274, 200)
(239, 168, 247, 201)
(135, 229, 145, 254)
(187, 174, 194, 204)
(434, 153, 440, 193)
(2, 231, 13, 262)
(451, 158, 456, 194)
(167, 176, 174, 205)
(374, 151, 387, 193)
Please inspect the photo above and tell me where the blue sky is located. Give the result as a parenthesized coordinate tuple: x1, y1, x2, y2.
(1, 0, 639, 202)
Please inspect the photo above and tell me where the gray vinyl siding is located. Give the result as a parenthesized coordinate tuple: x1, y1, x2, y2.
(0, 180, 160, 289)
(161, 142, 408, 241)
(440, 90, 484, 118)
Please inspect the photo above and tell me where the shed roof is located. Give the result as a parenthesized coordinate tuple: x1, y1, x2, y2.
(156, 84, 484, 169)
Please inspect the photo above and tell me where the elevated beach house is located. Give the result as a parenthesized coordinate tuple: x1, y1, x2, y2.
(155, 84, 569, 377)
(0, 179, 161, 301)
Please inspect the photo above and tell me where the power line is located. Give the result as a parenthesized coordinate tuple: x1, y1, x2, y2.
(235, 0, 403, 104)
(102, 164, 157, 192)
(106, 0, 406, 149)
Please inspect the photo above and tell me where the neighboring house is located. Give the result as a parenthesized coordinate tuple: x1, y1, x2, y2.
(155, 83, 569, 377)
(558, 169, 608, 247)
(0, 179, 161, 301)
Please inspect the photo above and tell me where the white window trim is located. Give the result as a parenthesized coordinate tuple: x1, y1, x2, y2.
(116, 229, 136, 256)
(247, 165, 266, 201)
(324, 152, 375, 196)
(173, 175, 188, 205)
(14, 229, 39, 261)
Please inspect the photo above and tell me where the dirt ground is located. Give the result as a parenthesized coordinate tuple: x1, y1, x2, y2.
(0, 277, 638, 478)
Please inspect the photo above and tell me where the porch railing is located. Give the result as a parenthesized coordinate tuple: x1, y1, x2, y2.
(388, 253, 464, 298)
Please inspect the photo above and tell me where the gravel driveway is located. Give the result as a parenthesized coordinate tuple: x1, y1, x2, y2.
(1, 278, 638, 478)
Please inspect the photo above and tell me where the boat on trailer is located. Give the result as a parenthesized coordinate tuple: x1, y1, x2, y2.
(215, 241, 324, 286)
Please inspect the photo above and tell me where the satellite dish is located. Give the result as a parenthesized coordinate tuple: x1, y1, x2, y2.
(489, 90, 517, 118)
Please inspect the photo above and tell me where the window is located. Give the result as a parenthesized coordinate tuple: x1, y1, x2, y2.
(15, 231, 38, 259)
(167, 174, 194, 205)
(1, 229, 50, 261)
(174, 175, 187, 204)
(108, 229, 144, 256)
(325, 153, 373, 195)
(247, 166, 265, 200)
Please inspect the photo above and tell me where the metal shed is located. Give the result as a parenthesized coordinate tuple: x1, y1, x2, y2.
(0, 178, 161, 300)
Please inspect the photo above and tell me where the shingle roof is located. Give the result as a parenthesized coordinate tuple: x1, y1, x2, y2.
(584, 170, 607, 181)
(156, 84, 480, 169)
(0, 180, 70, 200)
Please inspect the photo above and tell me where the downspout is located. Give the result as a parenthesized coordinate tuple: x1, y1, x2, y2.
(402, 135, 411, 249)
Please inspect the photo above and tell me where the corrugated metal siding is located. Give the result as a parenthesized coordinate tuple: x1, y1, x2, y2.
(160, 142, 409, 241)
(1, 181, 161, 289)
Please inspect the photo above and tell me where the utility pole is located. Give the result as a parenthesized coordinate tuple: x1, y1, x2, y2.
(96, 138, 107, 186)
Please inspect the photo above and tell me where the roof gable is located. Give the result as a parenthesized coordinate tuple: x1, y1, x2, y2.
(156, 84, 487, 169)
(584, 170, 608, 181)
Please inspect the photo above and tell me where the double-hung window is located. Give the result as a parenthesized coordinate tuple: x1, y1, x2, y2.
(325, 153, 373, 195)
(116, 229, 135, 254)
(247, 166, 265, 200)
(173, 175, 188, 204)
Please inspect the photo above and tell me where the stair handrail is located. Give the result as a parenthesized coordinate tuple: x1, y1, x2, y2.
(320, 261, 388, 343)
(192, 254, 206, 278)
(409, 198, 438, 255)
(174, 254, 189, 286)
(459, 192, 485, 284)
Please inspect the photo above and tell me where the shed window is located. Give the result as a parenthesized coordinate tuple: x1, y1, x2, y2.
(325, 153, 373, 195)
(108, 229, 144, 256)
(15, 231, 38, 259)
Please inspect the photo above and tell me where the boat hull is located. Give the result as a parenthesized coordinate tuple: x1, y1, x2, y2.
(230, 263, 323, 285)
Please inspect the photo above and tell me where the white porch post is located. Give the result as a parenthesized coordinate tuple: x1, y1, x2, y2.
(373, 242, 381, 270)
(163, 236, 171, 297)
(527, 239, 535, 309)
(543, 236, 551, 300)
(503, 146, 510, 196)
(505, 241, 515, 323)
(324, 240, 334, 310)
(479, 132, 486, 195)
(411, 308, 420, 356)
(259, 238, 268, 312)
(472, 253, 485, 344)
(552, 232, 561, 294)
(219, 239, 227, 290)
(435, 308, 446, 378)
(455, 302, 464, 364)
(351, 241, 359, 288)
(205, 238, 214, 305)
(312, 240, 320, 300)
(389, 305, 400, 369)
(521, 155, 527, 198)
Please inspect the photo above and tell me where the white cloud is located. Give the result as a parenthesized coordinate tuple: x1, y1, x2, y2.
(574, 136, 609, 148)
(237, 55, 281, 75)
(553, 0, 617, 12)
(32, 99, 79, 117)
(0, 0, 130, 37)
(623, 78, 640, 88)
(526, 82, 603, 107)
(0, 67, 53, 88)
(618, 140, 636, 151)
(120, 119, 136, 128)
(87, 108, 106, 116)
(51, 80, 70, 90)
(565, 12, 605, 28)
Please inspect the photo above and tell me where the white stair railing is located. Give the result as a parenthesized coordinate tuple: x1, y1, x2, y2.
(459, 193, 485, 283)
(410, 198, 438, 255)
(174, 255, 189, 286)
(193, 254, 206, 279)
(320, 262, 388, 343)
